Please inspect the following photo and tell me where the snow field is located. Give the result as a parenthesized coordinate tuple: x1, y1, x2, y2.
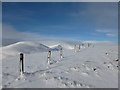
(1, 41, 118, 88)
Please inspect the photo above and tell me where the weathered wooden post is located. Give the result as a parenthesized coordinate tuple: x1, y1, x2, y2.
(82, 43, 84, 48)
(78, 44, 80, 51)
(19, 53, 24, 76)
(88, 43, 90, 47)
(60, 47, 63, 59)
(47, 50, 51, 64)
(74, 44, 77, 52)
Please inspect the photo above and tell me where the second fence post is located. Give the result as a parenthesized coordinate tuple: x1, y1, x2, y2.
(60, 47, 63, 59)
(47, 50, 51, 64)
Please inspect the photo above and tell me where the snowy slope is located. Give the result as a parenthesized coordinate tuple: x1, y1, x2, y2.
(1, 41, 118, 88)
(1, 41, 50, 59)
(40, 40, 81, 50)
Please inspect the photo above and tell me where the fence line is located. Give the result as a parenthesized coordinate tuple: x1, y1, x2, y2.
(18, 43, 91, 76)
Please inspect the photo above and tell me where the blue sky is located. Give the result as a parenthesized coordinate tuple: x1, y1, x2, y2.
(2, 2, 118, 42)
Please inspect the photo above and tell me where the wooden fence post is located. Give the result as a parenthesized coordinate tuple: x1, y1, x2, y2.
(60, 47, 63, 59)
(78, 44, 80, 51)
(74, 45, 76, 52)
(47, 50, 51, 64)
(82, 44, 84, 48)
(20, 53, 24, 76)
(88, 43, 90, 47)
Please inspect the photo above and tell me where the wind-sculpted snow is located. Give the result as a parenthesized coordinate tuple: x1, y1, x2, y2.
(3, 41, 49, 52)
(1, 41, 50, 59)
(1, 41, 118, 88)
(41, 40, 81, 50)
(1, 41, 77, 59)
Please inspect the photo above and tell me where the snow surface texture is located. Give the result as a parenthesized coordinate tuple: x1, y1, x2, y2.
(1, 41, 118, 88)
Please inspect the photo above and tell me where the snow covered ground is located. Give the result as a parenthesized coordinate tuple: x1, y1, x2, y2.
(1, 41, 118, 88)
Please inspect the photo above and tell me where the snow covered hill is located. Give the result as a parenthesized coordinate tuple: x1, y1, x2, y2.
(1, 41, 118, 88)
(1, 41, 50, 59)
(40, 40, 82, 50)
(1, 41, 78, 59)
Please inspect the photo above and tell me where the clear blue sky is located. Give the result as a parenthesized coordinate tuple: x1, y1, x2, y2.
(2, 2, 118, 42)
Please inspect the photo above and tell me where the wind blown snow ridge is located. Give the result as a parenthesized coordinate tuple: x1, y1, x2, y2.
(1, 41, 50, 59)
(1, 41, 76, 59)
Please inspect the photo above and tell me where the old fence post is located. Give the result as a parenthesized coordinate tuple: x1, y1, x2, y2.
(82, 43, 84, 48)
(74, 44, 76, 52)
(82, 44, 84, 46)
(47, 50, 51, 64)
(88, 43, 90, 47)
(78, 44, 80, 51)
(60, 47, 63, 59)
(20, 53, 24, 76)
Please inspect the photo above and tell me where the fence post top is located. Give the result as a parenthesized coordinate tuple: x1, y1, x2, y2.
(48, 50, 51, 52)
(20, 53, 23, 55)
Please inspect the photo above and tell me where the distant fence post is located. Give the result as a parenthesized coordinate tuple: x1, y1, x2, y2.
(47, 50, 51, 64)
(82, 44, 84, 48)
(78, 44, 80, 51)
(20, 53, 24, 76)
(74, 45, 76, 52)
(82, 44, 84, 46)
(60, 47, 63, 59)
(88, 43, 90, 47)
